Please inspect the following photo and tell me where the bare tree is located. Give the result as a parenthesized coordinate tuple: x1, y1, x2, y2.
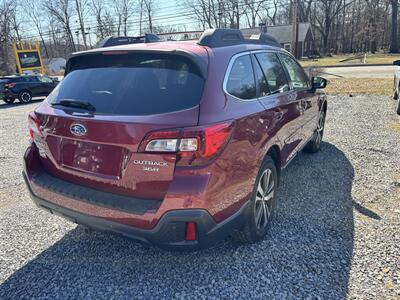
(0, 1, 18, 74)
(75, 0, 89, 48)
(243, 0, 265, 27)
(139, 0, 144, 35)
(45, 0, 76, 53)
(22, 0, 50, 57)
(298, 0, 314, 22)
(115, 0, 136, 36)
(183, 0, 220, 29)
(143, 0, 156, 33)
(90, 0, 115, 39)
(101, 11, 117, 37)
(313, 0, 346, 53)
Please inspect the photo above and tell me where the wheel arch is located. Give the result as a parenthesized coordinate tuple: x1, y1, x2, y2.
(322, 100, 327, 113)
(265, 145, 281, 182)
(19, 89, 32, 95)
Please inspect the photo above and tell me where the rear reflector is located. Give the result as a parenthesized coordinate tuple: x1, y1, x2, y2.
(185, 222, 197, 241)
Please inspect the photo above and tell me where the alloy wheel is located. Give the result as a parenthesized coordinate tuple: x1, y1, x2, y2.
(254, 169, 275, 230)
(20, 92, 32, 103)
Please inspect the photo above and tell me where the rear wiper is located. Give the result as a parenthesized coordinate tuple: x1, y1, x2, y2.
(55, 99, 96, 112)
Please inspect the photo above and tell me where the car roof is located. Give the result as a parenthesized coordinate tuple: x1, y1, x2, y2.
(1, 74, 41, 78)
(73, 39, 282, 57)
(73, 40, 206, 56)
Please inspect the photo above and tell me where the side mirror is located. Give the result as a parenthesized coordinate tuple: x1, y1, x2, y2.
(393, 60, 400, 66)
(312, 76, 327, 89)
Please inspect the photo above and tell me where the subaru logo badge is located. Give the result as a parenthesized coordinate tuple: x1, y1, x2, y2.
(70, 124, 87, 136)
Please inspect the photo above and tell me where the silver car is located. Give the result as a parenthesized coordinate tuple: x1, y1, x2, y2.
(393, 60, 400, 115)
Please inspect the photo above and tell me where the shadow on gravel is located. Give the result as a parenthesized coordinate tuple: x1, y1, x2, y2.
(0, 98, 44, 110)
(0, 142, 374, 298)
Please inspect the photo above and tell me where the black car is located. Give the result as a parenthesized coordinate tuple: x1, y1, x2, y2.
(0, 75, 59, 104)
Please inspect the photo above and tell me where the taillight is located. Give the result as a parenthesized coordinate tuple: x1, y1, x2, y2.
(139, 121, 234, 166)
(5, 82, 16, 89)
(28, 111, 41, 141)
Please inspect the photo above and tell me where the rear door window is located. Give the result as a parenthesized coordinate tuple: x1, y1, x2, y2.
(225, 54, 256, 100)
(252, 56, 270, 97)
(254, 52, 290, 94)
(48, 53, 205, 115)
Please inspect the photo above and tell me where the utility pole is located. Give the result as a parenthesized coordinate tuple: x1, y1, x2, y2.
(235, 1, 240, 29)
(291, 0, 299, 58)
(218, 1, 223, 28)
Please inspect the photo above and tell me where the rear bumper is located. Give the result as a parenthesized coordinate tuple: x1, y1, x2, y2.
(23, 171, 248, 250)
(2, 90, 17, 99)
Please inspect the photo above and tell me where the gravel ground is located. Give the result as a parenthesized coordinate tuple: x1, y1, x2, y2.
(0, 96, 399, 299)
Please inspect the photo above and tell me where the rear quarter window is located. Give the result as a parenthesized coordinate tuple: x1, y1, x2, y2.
(48, 53, 205, 115)
(225, 54, 256, 100)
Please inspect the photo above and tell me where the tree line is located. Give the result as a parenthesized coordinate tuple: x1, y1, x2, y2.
(183, 0, 399, 54)
(0, 0, 399, 74)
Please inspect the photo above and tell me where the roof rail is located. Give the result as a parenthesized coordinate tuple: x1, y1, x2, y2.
(97, 33, 161, 48)
(249, 33, 280, 47)
(197, 29, 244, 47)
(197, 28, 280, 48)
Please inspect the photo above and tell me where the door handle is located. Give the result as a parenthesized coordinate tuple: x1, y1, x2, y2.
(273, 109, 283, 120)
(299, 100, 308, 113)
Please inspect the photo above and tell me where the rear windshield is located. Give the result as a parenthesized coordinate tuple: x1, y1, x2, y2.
(47, 53, 205, 115)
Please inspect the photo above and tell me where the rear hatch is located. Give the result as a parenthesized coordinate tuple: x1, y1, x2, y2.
(34, 51, 206, 200)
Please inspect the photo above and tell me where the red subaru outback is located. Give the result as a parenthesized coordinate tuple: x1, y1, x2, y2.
(23, 29, 327, 250)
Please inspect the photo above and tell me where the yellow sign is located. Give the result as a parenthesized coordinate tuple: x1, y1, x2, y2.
(12, 41, 45, 74)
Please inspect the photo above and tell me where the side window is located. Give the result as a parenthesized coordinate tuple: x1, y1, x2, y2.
(27, 76, 39, 82)
(226, 54, 256, 100)
(255, 52, 290, 94)
(39, 76, 53, 83)
(252, 56, 270, 97)
(279, 54, 310, 89)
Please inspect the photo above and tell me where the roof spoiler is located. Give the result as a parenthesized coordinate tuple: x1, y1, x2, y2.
(197, 28, 280, 48)
(97, 33, 161, 48)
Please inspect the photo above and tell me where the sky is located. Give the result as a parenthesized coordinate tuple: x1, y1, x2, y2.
(18, 0, 199, 45)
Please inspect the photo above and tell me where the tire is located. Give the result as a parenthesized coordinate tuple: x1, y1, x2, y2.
(233, 156, 278, 243)
(394, 90, 399, 100)
(18, 90, 32, 103)
(397, 99, 400, 115)
(303, 110, 326, 153)
(3, 98, 15, 104)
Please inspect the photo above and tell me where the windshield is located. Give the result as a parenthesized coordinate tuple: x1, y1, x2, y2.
(47, 53, 205, 115)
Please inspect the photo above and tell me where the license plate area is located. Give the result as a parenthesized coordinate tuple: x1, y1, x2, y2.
(61, 139, 124, 177)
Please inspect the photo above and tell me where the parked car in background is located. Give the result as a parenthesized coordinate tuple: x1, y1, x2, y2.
(23, 29, 328, 250)
(0, 74, 59, 104)
(393, 60, 400, 115)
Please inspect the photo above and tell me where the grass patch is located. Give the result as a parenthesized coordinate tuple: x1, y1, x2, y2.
(300, 54, 400, 67)
(325, 78, 393, 96)
(389, 121, 400, 133)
